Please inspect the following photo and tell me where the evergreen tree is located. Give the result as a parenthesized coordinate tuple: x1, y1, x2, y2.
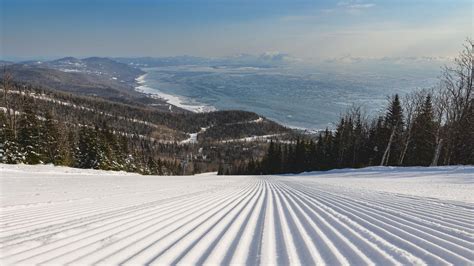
(217, 163, 224, 175)
(294, 139, 306, 173)
(17, 99, 41, 164)
(285, 144, 295, 173)
(314, 134, 325, 170)
(322, 128, 334, 170)
(368, 116, 385, 165)
(146, 157, 159, 175)
(307, 140, 318, 170)
(75, 126, 99, 169)
(96, 123, 118, 170)
(342, 117, 354, 166)
(381, 95, 404, 166)
(57, 126, 75, 167)
(351, 117, 365, 167)
(406, 95, 437, 166)
(332, 118, 345, 167)
(41, 111, 61, 164)
(385, 95, 404, 129)
(246, 159, 256, 175)
(262, 141, 282, 174)
(450, 100, 474, 164)
(0, 112, 20, 163)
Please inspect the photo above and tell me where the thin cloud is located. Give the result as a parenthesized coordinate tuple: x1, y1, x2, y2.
(338, 1, 376, 12)
(283, 1, 375, 21)
(347, 3, 375, 9)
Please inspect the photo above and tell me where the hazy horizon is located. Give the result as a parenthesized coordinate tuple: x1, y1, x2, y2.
(1, 0, 472, 60)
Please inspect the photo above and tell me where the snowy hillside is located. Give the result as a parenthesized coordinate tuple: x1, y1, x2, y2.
(1, 164, 473, 265)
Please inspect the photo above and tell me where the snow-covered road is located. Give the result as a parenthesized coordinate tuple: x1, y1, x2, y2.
(1, 164, 473, 265)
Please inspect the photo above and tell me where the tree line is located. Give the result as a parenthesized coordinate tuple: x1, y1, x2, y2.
(0, 105, 182, 175)
(0, 75, 182, 174)
(227, 40, 473, 175)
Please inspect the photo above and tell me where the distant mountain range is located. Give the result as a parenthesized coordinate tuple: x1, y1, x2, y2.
(0, 60, 14, 67)
(15, 56, 144, 83)
(2, 55, 299, 112)
(2, 57, 185, 112)
(114, 52, 298, 68)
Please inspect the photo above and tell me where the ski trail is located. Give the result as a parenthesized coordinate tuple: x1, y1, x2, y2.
(2, 166, 473, 265)
(289, 181, 472, 265)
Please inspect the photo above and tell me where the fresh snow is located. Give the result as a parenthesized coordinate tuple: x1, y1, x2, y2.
(180, 127, 208, 145)
(220, 133, 284, 143)
(135, 74, 216, 113)
(1, 164, 473, 265)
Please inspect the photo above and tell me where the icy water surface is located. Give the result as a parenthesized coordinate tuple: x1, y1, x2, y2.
(139, 64, 438, 129)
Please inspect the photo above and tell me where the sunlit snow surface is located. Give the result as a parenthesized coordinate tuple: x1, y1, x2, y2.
(1, 164, 473, 265)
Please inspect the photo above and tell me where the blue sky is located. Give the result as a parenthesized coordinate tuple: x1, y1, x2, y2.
(0, 0, 472, 60)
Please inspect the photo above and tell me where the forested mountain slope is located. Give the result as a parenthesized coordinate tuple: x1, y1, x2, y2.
(0, 79, 290, 174)
(4, 57, 192, 113)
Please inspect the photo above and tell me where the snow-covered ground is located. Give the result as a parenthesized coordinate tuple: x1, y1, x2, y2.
(1, 164, 473, 265)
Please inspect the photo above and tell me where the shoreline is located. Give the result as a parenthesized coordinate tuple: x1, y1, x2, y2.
(134, 73, 216, 113)
(134, 72, 323, 132)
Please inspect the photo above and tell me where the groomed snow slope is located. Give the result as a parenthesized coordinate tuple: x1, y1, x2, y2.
(1, 164, 473, 265)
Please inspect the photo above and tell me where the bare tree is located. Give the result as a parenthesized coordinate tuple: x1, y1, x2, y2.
(430, 86, 448, 166)
(398, 90, 425, 165)
(344, 105, 368, 166)
(439, 39, 473, 164)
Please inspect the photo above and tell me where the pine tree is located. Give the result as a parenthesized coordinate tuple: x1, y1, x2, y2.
(381, 95, 404, 166)
(17, 99, 41, 164)
(263, 141, 282, 174)
(385, 95, 404, 129)
(406, 95, 437, 166)
(450, 99, 474, 164)
(146, 157, 159, 175)
(75, 126, 99, 169)
(274, 143, 282, 173)
(333, 118, 345, 167)
(246, 159, 256, 175)
(217, 163, 224, 175)
(322, 128, 334, 170)
(307, 139, 318, 171)
(342, 117, 354, 166)
(314, 133, 325, 170)
(41, 111, 61, 164)
(0, 112, 6, 163)
(0, 111, 19, 163)
(368, 116, 385, 165)
(352, 117, 365, 167)
(96, 124, 117, 170)
(56, 125, 75, 167)
(285, 144, 296, 173)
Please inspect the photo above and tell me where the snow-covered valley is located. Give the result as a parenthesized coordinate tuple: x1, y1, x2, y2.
(1, 164, 473, 265)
